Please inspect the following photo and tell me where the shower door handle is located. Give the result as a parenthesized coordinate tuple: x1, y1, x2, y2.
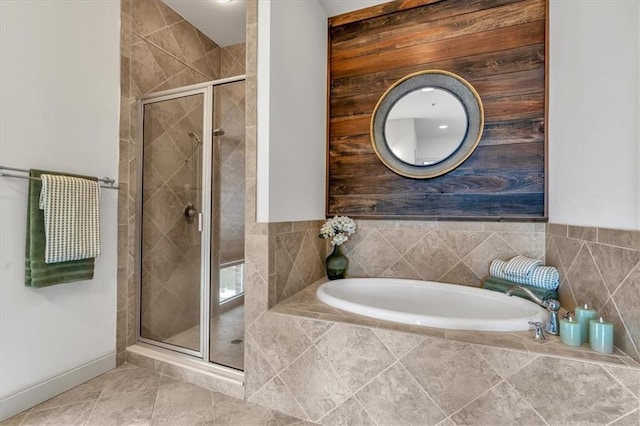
(198, 213, 203, 232)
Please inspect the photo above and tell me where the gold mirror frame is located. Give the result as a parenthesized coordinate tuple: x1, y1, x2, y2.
(371, 70, 484, 179)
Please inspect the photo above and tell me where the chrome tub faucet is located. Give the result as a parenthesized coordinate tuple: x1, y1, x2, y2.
(506, 285, 561, 336)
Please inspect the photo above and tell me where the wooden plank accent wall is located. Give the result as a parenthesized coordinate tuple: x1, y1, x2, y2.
(327, 0, 547, 219)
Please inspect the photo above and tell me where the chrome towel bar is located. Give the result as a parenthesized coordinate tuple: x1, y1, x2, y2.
(0, 165, 119, 190)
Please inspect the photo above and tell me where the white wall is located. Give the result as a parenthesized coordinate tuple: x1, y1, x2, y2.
(0, 0, 120, 418)
(257, 0, 327, 222)
(549, 0, 640, 229)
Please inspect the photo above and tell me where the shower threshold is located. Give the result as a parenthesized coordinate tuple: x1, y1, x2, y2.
(125, 343, 244, 400)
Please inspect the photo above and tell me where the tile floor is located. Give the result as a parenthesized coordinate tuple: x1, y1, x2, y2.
(165, 304, 245, 371)
(2, 364, 313, 426)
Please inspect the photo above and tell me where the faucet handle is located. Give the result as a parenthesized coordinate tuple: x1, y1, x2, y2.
(544, 299, 561, 312)
(528, 321, 546, 340)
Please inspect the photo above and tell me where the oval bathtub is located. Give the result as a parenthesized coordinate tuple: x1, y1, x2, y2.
(316, 278, 547, 332)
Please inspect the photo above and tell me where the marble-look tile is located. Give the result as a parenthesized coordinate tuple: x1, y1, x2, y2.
(603, 365, 640, 397)
(153, 0, 183, 26)
(298, 318, 334, 342)
(400, 338, 502, 415)
(350, 230, 401, 277)
(404, 234, 458, 280)
(248, 376, 309, 420)
(33, 372, 110, 412)
(554, 235, 583, 271)
(378, 228, 426, 255)
(566, 244, 609, 311)
(450, 381, 545, 425)
(588, 242, 640, 293)
(598, 228, 640, 251)
(212, 391, 302, 426)
(499, 231, 545, 259)
(170, 21, 206, 64)
(279, 347, 351, 421)
(440, 261, 482, 287)
(101, 365, 160, 396)
(131, 0, 165, 37)
(130, 40, 166, 95)
(610, 409, 639, 426)
(315, 324, 395, 393)
(547, 223, 568, 237)
(381, 258, 422, 279)
(126, 352, 157, 372)
(150, 376, 214, 425)
(248, 312, 311, 372)
(435, 231, 490, 258)
(373, 328, 425, 359)
(22, 401, 95, 426)
(147, 42, 187, 82)
(319, 396, 375, 426)
(508, 357, 638, 425)
(462, 234, 518, 279)
(85, 388, 157, 426)
(568, 225, 597, 242)
(612, 266, 640, 352)
(473, 346, 537, 378)
(598, 298, 640, 362)
(483, 222, 533, 233)
(356, 363, 445, 425)
(244, 334, 277, 398)
(558, 276, 577, 310)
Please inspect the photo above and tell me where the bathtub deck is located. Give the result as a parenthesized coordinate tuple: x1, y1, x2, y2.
(271, 279, 640, 370)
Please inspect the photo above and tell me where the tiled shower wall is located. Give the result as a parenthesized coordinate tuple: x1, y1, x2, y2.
(118, 0, 245, 363)
(546, 224, 640, 362)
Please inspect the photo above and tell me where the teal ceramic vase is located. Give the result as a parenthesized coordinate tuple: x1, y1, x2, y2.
(326, 244, 348, 280)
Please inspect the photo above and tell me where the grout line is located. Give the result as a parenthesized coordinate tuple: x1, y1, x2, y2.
(272, 374, 313, 422)
(600, 365, 640, 404)
(397, 361, 448, 421)
(446, 378, 506, 421)
(606, 408, 639, 426)
(584, 243, 613, 303)
(609, 258, 640, 298)
(503, 380, 550, 426)
(608, 298, 640, 360)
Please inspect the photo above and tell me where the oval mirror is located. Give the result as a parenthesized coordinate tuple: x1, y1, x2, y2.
(371, 70, 484, 179)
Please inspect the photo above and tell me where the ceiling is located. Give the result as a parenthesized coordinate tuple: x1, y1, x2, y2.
(161, 0, 393, 48)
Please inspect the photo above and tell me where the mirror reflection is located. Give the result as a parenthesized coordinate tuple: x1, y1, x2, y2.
(385, 88, 468, 166)
(371, 70, 484, 179)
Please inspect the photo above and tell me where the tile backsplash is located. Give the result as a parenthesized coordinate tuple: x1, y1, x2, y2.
(339, 220, 545, 287)
(546, 223, 640, 362)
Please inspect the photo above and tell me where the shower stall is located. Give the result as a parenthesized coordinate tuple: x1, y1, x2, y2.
(135, 76, 245, 371)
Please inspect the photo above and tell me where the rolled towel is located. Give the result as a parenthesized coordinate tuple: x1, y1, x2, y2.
(526, 266, 559, 290)
(489, 259, 559, 290)
(503, 255, 543, 279)
(483, 276, 558, 302)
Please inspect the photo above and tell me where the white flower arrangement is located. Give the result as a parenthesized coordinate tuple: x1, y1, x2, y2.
(319, 215, 357, 246)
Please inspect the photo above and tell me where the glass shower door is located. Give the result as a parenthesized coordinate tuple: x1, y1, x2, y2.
(209, 80, 245, 370)
(139, 90, 210, 355)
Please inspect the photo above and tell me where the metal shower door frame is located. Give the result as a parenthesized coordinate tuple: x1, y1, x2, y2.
(135, 75, 245, 361)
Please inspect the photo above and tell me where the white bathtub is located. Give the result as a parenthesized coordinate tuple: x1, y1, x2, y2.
(316, 278, 547, 332)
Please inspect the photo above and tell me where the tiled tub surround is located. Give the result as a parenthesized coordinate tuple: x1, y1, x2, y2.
(246, 287, 640, 425)
(546, 224, 640, 362)
(268, 219, 545, 308)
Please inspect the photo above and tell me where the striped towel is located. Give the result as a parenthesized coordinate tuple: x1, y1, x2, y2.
(39, 174, 101, 263)
(503, 255, 543, 278)
(490, 259, 559, 290)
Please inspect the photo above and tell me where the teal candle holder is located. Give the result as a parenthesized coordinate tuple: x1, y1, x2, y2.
(575, 304, 597, 343)
(560, 317, 582, 347)
(589, 317, 614, 354)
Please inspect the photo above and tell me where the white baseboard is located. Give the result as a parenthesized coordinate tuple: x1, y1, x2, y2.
(0, 352, 116, 422)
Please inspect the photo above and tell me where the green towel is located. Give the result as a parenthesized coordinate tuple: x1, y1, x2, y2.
(483, 276, 558, 302)
(25, 169, 95, 288)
